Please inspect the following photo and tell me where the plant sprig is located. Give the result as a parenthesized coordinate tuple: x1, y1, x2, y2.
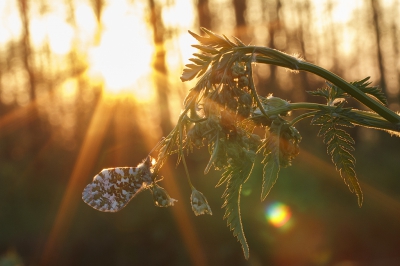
(177, 28, 400, 258)
(83, 28, 400, 260)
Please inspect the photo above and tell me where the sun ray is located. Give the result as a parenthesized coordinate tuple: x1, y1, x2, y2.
(133, 106, 208, 266)
(0, 101, 38, 134)
(41, 95, 114, 264)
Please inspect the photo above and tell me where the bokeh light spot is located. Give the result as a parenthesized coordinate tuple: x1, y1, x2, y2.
(265, 202, 292, 228)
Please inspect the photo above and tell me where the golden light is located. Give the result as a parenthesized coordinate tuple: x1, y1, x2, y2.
(29, 4, 74, 55)
(86, 0, 155, 101)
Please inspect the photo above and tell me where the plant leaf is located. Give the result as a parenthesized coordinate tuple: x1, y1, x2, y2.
(221, 159, 254, 259)
(180, 67, 201, 82)
(200, 27, 234, 48)
(351, 77, 388, 106)
(260, 121, 282, 200)
(261, 153, 280, 201)
(191, 44, 219, 54)
(313, 111, 363, 206)
(307, 82, 347, 105)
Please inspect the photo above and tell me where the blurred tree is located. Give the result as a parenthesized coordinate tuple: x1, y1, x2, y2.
(370, 0, 387, 93)
(149, 0, 172, 134)
(90, 0, 104, 43)
(197, 0, 212, 29)
(266, 0, 282, 92)
(232, 0, 247, 40)
(325, 0, 339, 73)
(390, 1, 400, 104)
(17, 0, 43, 158)
(17, 0, 35, 101)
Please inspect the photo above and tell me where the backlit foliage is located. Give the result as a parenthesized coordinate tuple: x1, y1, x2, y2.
(83, 28, 400, 259)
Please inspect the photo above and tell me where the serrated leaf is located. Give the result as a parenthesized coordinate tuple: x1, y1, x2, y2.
(334, 119, 354, 128)
(318, 122, 332, 137)
(232, 36, 246, 46)
(200, 27, 233, 48)
(314, 112, 363, 206)
(310, 112, 328, 125)
(216, 170, 230, 187)
(223, 34, 237, 47)
(334, 130, 355, 144)
(180, 66, 202, 82)
(192, 44, 219, 54)
(184, 63, 202, 69)
(341, 164, 363, 206)
(307, 88, 330, 99)
(308, 82, 347, 105)
(188, 28, 234, 49)
(351, 77, 388, 106)
(189, 58, 207, 65)
(188, 30, 210, 44)
(193, 53, 212, 61)
(221, 160, 254, 259)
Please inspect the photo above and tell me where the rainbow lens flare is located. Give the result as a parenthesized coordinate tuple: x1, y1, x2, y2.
(265, 202, 292, 228)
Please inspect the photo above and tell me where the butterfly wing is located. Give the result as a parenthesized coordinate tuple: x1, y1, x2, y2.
(82, 166, 152, 212)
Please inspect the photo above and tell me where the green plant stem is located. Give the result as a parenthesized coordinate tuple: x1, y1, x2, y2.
(177, 102, 196, 189)
(247, 62, 270, 117)
(235, 46, 400, 123)
(251, 102, 400, 133)
(298, 61, 399, 123)
(289, 111, 319, 126)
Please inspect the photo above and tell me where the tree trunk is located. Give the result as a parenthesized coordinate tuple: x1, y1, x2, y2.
(18, 0, 35, 101)
(148, 0, 172, 135)
(265, 0, 282, 93)
(197, 0, 212, 29)
(370, 0, 387, 93)
(232, 0, 247, 40)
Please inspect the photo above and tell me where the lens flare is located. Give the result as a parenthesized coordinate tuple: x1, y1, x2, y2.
(265, 202, 292, 228)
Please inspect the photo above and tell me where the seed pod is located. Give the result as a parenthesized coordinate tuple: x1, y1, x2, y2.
(190, 188, 212, 216)
(239, 93, 252, 106)
(151, 184, 177, 207)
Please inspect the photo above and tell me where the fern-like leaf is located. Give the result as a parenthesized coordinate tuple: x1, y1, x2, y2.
(181, 63, 206, 82)
(188, 28, 235, 49)
(221, 160, 254, 259)
(351, 77, 388, 106)
(307, 82, 347, 105)
(308, 77, 388, 107)
(312, 111, 363, 206)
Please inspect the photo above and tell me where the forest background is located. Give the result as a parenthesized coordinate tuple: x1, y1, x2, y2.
(1, 0, 400, 265)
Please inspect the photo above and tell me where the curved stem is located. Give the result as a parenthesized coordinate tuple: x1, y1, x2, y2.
(247, 62, 269, 117)
(179, 119, 194, 189)
(289, 111, 318, 126)
(298, 61, 400, 123)
(250, 102, 400, 133)
(235, 46, 400, 123)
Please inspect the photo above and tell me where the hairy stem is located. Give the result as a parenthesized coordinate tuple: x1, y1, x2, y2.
(250, 102, 400, 133)
(235, 46, 400, 123)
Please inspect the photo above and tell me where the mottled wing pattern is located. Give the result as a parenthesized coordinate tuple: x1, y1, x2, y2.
(82, 159, 154, 212)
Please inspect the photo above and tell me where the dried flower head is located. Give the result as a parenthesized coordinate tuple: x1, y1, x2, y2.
(151, 184, 177, 207)
(190, 188, 212, 216)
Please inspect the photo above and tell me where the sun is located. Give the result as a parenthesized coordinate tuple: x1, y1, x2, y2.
(86, 0, 155, 101)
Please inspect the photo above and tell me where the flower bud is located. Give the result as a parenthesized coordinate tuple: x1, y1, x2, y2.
(151, 184, 177, 207)
(191, 188, 212, 216)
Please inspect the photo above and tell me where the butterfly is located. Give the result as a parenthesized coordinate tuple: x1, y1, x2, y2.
(82, 157, 155, 212)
